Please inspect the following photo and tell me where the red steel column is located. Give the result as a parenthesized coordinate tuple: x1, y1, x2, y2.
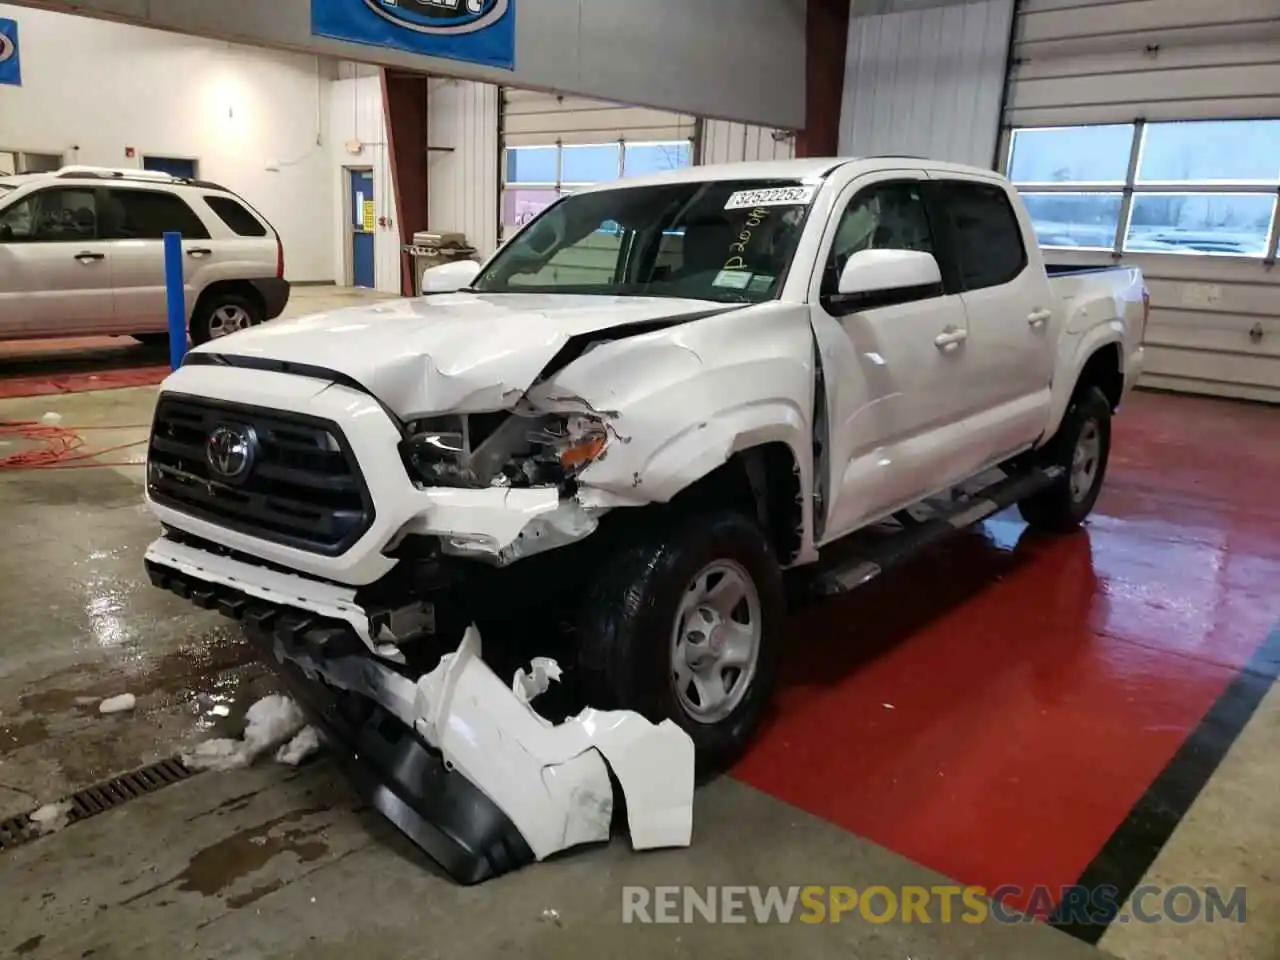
(795, 0, 851, 158)
(382, 69, 430, 296)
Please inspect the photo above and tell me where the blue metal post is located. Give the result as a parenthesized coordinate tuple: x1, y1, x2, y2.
(163, 231, 187, 370)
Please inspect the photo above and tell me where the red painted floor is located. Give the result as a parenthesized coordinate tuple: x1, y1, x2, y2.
(0, 337, 168, 399)
(734, 390, 1280, 913)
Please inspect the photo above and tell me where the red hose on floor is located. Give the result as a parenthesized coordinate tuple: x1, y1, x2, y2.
(0, 421, 150, 469)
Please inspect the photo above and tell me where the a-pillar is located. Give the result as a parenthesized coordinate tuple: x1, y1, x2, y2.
(382, 69, 430, 296)
(796, 0, 851, 158)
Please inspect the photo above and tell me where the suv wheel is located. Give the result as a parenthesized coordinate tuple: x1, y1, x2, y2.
(191, 292, 264, 345)
(574, 511, 784, 767)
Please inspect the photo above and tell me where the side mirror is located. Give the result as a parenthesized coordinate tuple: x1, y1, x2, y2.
(421, 259, 481, 294)
(837, 248, 941, 299)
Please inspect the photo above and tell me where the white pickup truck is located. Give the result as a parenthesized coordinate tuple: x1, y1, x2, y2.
(144, 157, 1145, 876)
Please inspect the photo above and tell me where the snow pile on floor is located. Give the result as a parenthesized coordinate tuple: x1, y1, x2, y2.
(182, 694, 322, 772)
(98, 693, 137, 715)
(29, 801, 72, 835)
(275, 725, 323, 766)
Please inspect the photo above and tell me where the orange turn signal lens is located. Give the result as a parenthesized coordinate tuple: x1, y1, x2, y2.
(559, 434, 607, 471)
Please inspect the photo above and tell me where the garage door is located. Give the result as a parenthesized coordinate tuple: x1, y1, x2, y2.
(499, 88, 695, 238)
(1001, 0, 1280, 402)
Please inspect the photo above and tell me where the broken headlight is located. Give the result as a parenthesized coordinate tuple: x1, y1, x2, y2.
(401, 412, 608, 490)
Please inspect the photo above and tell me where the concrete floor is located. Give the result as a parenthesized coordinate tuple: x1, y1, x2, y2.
(0, 323, 1276, 958)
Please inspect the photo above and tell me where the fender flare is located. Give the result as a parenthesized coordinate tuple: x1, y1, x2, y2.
(1045, 322, 1124, 441)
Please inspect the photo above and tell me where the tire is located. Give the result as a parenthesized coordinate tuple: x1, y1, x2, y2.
(574, 511, 784, 767)
(190, 291, 264, 346)
(1018, 385, 1112, 533)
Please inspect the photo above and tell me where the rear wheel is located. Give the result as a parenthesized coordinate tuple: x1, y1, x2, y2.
(574, 511, 784, 767)
(1018, 385, 1112, 532)
(190, 292, 264, 345)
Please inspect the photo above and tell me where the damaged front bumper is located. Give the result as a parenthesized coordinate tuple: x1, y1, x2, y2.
(146, 538, 695, 884)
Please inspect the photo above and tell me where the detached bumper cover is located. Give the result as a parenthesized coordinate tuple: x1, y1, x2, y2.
(146, 538, 695, 883)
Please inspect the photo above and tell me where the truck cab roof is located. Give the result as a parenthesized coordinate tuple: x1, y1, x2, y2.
(572, 156, 1007, 195)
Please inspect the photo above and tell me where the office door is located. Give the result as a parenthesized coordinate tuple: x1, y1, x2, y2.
(349, 169, 375, 289)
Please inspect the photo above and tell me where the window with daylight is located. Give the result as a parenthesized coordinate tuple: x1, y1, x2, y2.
(501, 140, 693, 238)
(1006, 119, 1280, 259)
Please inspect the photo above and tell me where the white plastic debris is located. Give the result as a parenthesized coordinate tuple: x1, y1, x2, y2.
(29, 801, 72, 835)
(99, 693, 137, 715)
(512, 657, 563, 705)
(181, 694, 307, 772)
(539, 908, 563, 926)
(275, 726, 323, 766)
(40, 411, 63, 425)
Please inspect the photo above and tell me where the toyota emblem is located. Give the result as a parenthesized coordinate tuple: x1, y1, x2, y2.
(206, 423, 256, 483)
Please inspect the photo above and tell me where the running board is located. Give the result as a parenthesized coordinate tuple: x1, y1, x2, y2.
(811, 466, 1064, 597)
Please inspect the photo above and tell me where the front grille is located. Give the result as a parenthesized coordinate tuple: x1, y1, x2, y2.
(147, 394, 374, 554)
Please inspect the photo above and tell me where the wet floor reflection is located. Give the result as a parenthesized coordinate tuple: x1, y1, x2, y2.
(737, 391, 1280, 912)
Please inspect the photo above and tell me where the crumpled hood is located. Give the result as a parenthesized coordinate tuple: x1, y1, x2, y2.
(192, 292, 732, 417)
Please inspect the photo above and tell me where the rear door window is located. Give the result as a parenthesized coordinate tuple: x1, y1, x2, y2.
(107, 189, 210, 240)
(203, 195, 268, 237)
(933, 181, 1027, 291)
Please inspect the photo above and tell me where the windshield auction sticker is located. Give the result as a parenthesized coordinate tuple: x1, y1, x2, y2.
(724, 186, 816, 210)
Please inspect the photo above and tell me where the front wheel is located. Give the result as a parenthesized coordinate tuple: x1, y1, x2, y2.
(1018, 385, 1112, 532)
(574, 511, 784, 767)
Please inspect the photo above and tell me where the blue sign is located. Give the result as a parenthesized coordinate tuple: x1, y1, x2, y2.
(0, 18, 20, 87)
(312, 0, 514, 70)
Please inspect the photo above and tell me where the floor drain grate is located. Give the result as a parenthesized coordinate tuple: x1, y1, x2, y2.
(0, 815, 32, 851)
(0, 756, 197, 853)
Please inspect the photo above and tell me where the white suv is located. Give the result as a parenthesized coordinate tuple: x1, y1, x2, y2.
(0, 165, 290, 345)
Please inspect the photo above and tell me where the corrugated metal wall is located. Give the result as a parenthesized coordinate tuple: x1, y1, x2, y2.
(839, 0, 1016, 167)
(501, 89, 695, 147)
(699, 121, 797, 164)
(1004, 0, 1280, 402)
(427, 79, 500, 258)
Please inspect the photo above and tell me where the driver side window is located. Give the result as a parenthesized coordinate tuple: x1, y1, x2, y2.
(822, 182, 934, 297)
(0, 188, 99, 243)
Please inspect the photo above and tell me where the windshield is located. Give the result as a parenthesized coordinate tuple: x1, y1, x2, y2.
(472, 180, 817, 303)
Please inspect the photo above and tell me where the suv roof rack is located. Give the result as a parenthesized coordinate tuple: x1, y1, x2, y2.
(52, 165, 229, 192)
(56, 165, 177, 181)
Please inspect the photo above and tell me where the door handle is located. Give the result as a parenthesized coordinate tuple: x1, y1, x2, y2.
(73, 251, 105, 262)
(187, 248, 212, 258)
(934, 327, 968, 350)
(1028, 308, 1052, 327)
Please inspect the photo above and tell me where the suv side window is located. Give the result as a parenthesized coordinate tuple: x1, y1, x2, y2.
(934, 181, 1027, 291)
(106, 189, 210, 240)
(0, 188, 99, 242)
(822, 181, 936, 300)
(203, 195, 268, 237)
